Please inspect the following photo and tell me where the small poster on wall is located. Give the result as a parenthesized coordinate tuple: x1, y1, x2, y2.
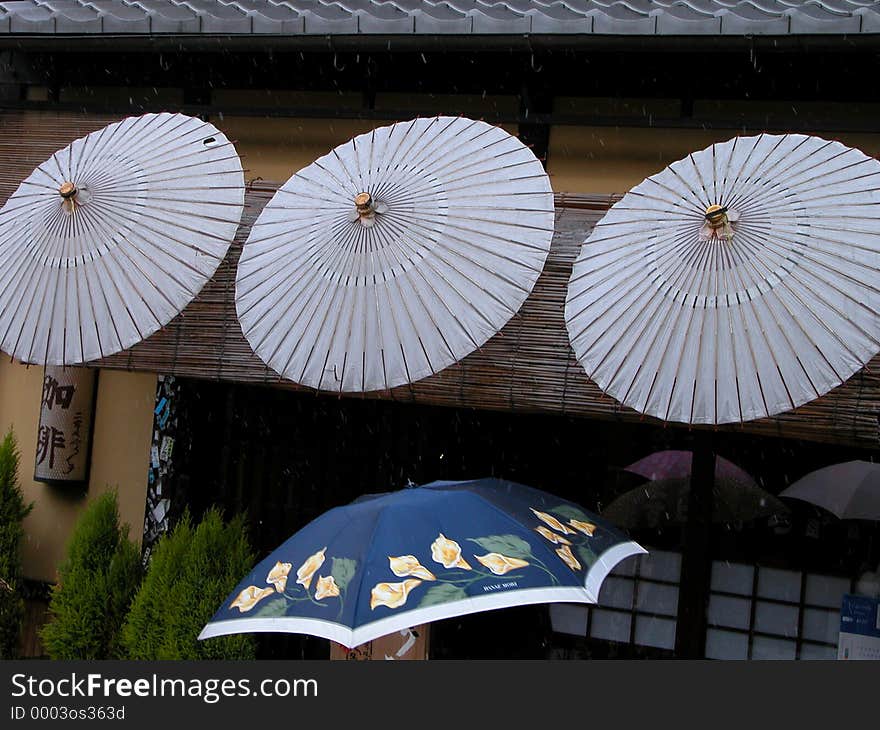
(838, 594, 880, 660)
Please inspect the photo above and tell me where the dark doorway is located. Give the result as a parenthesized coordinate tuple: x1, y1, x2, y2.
(163, 377, 878, 659)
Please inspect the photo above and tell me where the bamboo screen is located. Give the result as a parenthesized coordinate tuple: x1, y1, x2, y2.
(1, 112, 878, 447)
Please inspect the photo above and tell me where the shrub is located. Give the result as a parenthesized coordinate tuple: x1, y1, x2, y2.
(40, 490, 142, 659)
(0, 430, 33, 659)
(121, 508, 256, 660)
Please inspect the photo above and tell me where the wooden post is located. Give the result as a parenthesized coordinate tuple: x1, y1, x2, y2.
(517, 61, 552, 169)
(674, 431, 715, 658)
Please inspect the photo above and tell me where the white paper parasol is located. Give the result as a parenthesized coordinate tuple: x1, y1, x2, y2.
(236, 116, 554, 392)
(565, 133, 880, 425)
(0, 112, 245, 365)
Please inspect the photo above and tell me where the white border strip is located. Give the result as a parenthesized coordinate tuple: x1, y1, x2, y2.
(585, 541, 647, 602)
(199, 540, 647, 648)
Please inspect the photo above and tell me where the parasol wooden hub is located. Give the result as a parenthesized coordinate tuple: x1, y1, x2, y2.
(353, 192, 388, 227)
(58, 181, 80, 213)
(704, 204, 728, 228)
(59, 181, 77, 199)
(701, 203, 739, 241)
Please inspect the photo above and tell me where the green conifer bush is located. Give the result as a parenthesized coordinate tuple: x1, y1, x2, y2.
(40, 490, 142, 659)
(121, 508, 256, 660)
(0, 430, 33, 659)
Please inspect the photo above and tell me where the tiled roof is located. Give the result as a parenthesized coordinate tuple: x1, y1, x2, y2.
(0, 0, 878, 35)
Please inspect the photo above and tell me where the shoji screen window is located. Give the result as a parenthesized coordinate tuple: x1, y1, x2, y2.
(550, 549, 681, 651)
(705, 561, 852, 660)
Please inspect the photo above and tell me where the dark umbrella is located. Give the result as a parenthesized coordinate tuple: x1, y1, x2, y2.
(602, 450, 788, 528)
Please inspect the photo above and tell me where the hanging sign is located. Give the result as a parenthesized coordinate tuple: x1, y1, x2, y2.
(34, 366, 97, 485)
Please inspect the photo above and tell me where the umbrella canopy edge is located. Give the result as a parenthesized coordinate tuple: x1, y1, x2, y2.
(199, 540, 646, 649)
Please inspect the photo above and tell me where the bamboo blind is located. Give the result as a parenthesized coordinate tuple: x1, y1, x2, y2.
(1, 112, 878, 447)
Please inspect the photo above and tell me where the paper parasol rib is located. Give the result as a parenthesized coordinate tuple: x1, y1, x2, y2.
(0, 112, 245, 365)
(236, 116, 554, 393)
(565, 133, 880, 425)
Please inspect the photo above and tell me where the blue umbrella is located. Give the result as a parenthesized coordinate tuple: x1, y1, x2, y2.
(199, 478, 646, 648)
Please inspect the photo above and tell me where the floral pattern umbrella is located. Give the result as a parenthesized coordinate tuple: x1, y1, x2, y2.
(199, 478, 645, 648)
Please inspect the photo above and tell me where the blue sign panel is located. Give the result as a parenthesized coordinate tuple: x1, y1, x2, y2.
(838, 594, 880, 660)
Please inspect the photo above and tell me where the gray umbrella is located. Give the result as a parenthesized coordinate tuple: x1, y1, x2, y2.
(780, 461, 880, 520)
